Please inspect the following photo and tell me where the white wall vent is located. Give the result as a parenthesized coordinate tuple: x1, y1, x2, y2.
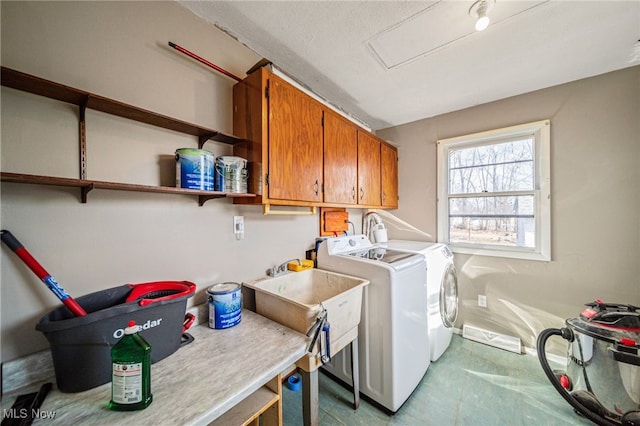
(462, 324, 522, 354)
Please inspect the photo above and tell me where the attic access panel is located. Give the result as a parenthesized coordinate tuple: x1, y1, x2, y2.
(366, 1, 548, 69)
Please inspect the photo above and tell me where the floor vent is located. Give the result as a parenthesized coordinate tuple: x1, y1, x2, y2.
(462, 324, 522, 354)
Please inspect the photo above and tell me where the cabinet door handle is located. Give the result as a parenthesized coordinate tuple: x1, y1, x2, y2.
(351, 186, 356, 201)
(360, 187, 364, 200)
(314, 179, 319, 196)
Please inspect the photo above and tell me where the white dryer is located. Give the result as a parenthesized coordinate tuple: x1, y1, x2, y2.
(383, 240, 459, 361)
(317, 235, 429, 413)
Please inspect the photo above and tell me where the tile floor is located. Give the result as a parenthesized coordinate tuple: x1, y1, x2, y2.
(282, 334, 592, 425)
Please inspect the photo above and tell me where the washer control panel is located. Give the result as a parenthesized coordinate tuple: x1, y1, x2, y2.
(326, 235, 373, 255)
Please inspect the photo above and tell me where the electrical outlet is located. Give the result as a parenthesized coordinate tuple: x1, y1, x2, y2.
(233, 216, 244, 240)
(478, 295, 487, 308)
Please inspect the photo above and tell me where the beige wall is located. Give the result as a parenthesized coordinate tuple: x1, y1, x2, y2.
(377, 66, 640, 351)
(2, 1, 638, 364)
(0, 1, 333, 362)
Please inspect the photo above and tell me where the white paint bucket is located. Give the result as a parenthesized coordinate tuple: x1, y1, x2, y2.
(175, 148, 214, 190)
(207, 283, 242, 329)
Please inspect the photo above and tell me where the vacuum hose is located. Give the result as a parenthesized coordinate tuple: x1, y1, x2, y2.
(537, 328, 620, 426)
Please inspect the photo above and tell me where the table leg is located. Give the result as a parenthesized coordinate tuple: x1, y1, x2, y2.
(350, 337, 360, 409)
(301, 369, 319, 426)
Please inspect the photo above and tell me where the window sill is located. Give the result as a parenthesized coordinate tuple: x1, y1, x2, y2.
(449, 244, 551, 262)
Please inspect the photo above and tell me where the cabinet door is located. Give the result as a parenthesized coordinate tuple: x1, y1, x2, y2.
(268, 75, 324, 202)
(381, 142, 398, 208)
(357, 131, 381, 206)
(324, 111, 357, 204)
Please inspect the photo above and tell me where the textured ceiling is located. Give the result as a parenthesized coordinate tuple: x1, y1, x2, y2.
(180, 1, 640, 130)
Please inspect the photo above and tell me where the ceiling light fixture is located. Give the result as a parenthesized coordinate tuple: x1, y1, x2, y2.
(469, 0, 495, 32)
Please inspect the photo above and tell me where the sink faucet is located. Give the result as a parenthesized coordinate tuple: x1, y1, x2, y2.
(267, 259, 302, 277)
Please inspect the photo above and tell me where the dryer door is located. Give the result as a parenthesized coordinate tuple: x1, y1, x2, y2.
(439, 263, 459, 328)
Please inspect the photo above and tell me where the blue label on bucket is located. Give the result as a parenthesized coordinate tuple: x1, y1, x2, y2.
(214, 166, 225, 192)
(176, 149, 214, 190)
(208, 285, 242, 329)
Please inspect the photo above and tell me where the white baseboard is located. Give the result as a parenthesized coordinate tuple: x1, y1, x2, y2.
(462, 324, 522, 354)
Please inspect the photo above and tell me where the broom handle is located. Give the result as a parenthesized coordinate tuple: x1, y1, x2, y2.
(168, 41, 242, 82)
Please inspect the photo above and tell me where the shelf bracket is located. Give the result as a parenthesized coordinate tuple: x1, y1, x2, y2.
(79, 100, 88, 180)
(80, 183, 94, 203)
(198, 133, 217, 149)
(198, 193, 225, 206)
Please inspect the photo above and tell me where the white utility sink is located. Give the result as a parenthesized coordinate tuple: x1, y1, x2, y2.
(243, 268, 369, 371)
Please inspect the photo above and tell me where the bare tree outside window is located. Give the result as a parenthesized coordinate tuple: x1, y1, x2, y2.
(447, 137, 536, 247)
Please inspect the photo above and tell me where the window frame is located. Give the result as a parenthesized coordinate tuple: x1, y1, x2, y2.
(437, 120, 551, 261)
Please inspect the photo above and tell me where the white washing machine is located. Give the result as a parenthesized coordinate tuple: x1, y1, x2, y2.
(383, 240, 459, 361)
(317, 235, 430, 413)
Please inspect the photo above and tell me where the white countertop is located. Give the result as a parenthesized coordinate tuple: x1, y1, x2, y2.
(1, 309, 309, 425)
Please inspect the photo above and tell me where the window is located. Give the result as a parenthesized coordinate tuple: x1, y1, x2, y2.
(437, 120, 551, 261)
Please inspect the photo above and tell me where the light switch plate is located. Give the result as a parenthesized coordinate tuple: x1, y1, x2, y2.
(478, 294, 487, 308)
(233, 216, 244, 239)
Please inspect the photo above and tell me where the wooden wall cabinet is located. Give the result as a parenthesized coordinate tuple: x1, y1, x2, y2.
(269, 74, 324, 203)
(323, 110, 358, 204)
(233, 67, 399, 210)
(381, 141, 399, 208)
(233, 68, 323, 207)
(357, 131, 382, 206)
(232, 67, 266, 205)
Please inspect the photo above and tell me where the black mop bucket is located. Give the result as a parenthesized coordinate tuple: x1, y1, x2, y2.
(36, 281, 196, 393)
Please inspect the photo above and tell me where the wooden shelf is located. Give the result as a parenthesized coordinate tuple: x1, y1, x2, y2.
(1, 172, 256, 205)
(1, 66, 244, 146)
(210, 374, 281, 426)
(210, 386, 279, 426)
(1, 67, 257, 205)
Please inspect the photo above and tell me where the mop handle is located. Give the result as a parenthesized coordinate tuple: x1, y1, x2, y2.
(1, 230, 87, 316)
